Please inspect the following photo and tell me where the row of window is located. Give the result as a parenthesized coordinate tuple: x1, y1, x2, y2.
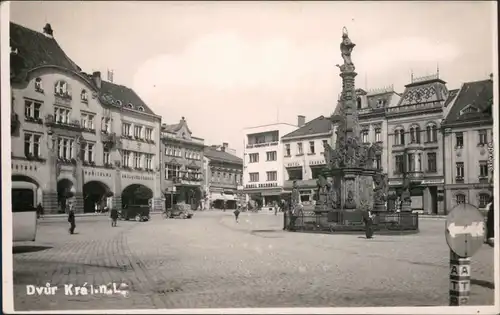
(394, 153, 436, 174)
(164, 164, 202, 180)
(248, 171, 277, 183)
(284, 140, 329, 157)
(24, 100, 152, 138)
(360, 128, 382, 143)
(34, 78, 144, 110)
(394, 125, 438, 145)
(455, 161, 490, 180)
(455, 130, 489, 148)
(164, 146, 202, 160)
(456, 193, 491, 208)
(249, 151, 277, 163)
(122, 123, 154, 141)
(121, 150, 154, 169)
(210, 170, 242, 184)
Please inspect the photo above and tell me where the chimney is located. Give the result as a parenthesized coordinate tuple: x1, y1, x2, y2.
(222, 142, 228, 149)
(297, 115, 306, 127)
(43, 23, 54, 38)
(92, 71, 101, 89)
(489, 73, 493, 81)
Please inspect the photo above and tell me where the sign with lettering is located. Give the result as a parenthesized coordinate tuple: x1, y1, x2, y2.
(121, 174, 154, 181)
(449, 251, 471, 306)
(445, 203, 485, 258)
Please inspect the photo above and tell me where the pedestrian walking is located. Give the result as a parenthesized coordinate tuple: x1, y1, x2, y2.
(36, 203, 44, 219)
(110, 207, 118, 227)
(486, 196, 494, 247)
(363, 210, 375, 239)
(68, 205, 76, 234)
(234, 208, 240, 223)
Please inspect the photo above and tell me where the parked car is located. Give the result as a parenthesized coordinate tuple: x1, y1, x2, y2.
(164, 204, 194, 219)
(119, 205, 150, 222)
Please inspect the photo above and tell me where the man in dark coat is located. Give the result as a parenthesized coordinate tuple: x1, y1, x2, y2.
(363, 210, 375, 239)
(68, 206, 76, 234)
(110, 207, 118, 227)
(486, 197, 494, 247)
(36, 203, 44, 219)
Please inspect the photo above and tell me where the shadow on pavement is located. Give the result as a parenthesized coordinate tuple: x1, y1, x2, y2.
(13, 245, 52, 254)
(471, 279, 495, 289)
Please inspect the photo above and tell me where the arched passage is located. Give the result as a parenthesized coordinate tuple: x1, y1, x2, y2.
(57, 179, 74, 214)
(83, 181, 112, 213)
(12, 175, 40, 211)
(122, 184, 153, 208)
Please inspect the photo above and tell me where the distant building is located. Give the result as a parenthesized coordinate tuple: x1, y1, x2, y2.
(441, 77, 494, 212)
(204, 143, 243, 210)
(161, 117, 205, 209)
(242, 121, 298, 208)
(281, 115, 334, 203)
(10, 22, 162, 214)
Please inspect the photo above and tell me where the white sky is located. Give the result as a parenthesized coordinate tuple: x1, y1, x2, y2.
(10, 1, 496, 156)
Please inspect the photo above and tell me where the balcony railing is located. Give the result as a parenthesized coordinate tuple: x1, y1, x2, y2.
(246, 141, 279, 149)
(386, 101, 442, 115)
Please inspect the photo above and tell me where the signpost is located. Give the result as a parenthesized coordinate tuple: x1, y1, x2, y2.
(445, 203, 485, 306)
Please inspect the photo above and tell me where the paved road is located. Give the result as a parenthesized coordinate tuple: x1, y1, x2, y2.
(11, 211, 495, 311)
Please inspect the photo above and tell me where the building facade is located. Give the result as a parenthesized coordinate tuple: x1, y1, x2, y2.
(441, 78, 494, 213)
(161, 117, 205, 210)
(204, 143, 244, 210)
(386, 74, 449, 214)
(281, 115, 333, 203)
(242, 122, 298, 208)
(10, 22, 163, 214)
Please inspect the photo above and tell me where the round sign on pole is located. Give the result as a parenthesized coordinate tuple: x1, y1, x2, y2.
(445, 203, 485, 258)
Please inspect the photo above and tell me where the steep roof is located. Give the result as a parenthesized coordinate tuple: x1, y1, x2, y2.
(161, 117, 193, 134)
(443, 79, 493, 126)
(204, 147, 243, 165)
(100, 80, 154, 115)
(282, 115, 332, 139)
(10, 22, 82, 82)
(397, 76, 449, 106)
(10, 21, 157, 116)
(444, 89, 460, 107)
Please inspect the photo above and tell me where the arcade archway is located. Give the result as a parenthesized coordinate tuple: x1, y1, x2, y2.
(122, 184, 153, 208)
(83, 181, 112, 213)
(57, 179, 74, 214)
(12, 175, 40, 211)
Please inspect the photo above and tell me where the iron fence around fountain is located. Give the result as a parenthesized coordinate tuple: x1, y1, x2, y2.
(284, 210, 419, 234)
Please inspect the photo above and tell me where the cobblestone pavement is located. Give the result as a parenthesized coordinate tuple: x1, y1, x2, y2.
(11, 211, 495, 311)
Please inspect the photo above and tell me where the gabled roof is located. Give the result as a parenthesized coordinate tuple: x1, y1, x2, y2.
(204, 147, 243, 165)
(282, 115, 332, 139)
(161, 117, 193, 134)
(10, 22, 82, 82)
(442, 79, 493, 125)
(100, 80, 154, 115)
(10, 21, 157, 116)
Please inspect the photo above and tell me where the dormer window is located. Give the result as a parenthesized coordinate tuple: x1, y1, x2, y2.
(54, 80, 71, 99)
(138, 106, 145, 112)
(377, 99, 384, 107)
(127, 103, 133, 109)
(460, 105, 479, 115)
(116, 100, 123, 106)
(34, 78, 44, 93)
(81, 89, 88, 103)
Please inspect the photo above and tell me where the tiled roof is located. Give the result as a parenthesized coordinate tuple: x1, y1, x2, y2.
(10, 22, 82, 82)
(444, 89, 460, 107)
(398, 78, 448, 106)
(443, 79, 493, 125)
(161, 118, 193, 134)
(100, 80, 154, 115)
(204, 147, 243, 165)
(282, 115, 332, 139)
(10, 22, 157, 116)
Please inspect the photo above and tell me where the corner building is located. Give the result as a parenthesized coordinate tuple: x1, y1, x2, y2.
(441, 78, 494, 213)
(10, 22, 162, 214)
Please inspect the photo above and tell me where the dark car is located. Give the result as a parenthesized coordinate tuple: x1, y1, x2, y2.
(119, 205, 150, 222)
(164, 204, 194, 219)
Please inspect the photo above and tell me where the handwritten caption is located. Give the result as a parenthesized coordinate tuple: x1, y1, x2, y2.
(26, 282, 130, 297)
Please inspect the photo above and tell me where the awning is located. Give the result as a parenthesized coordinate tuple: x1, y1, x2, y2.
(210, 192, 235, 201)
